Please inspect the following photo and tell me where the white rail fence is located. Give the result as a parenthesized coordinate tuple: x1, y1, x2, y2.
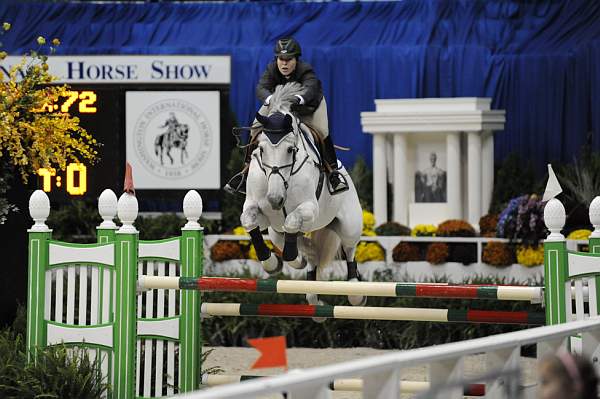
(177, 318, 600, 399)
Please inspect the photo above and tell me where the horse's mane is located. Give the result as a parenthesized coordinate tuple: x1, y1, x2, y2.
(267, 82, 306, 114)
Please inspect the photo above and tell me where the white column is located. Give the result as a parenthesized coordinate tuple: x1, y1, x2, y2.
(467, 131, 482, 227)
(446, 132, 461, 220)
(481, 130, 494, 215)
(393, 134, 408, 225)
(373, 134, 388, 225)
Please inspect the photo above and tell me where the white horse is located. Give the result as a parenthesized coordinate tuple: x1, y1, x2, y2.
(240, 82, 366, 306)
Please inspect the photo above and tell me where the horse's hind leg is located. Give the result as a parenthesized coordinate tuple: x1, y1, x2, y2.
(341, 246, 367, 306)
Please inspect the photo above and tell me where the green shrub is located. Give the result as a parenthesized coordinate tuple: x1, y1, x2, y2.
(349, 156, 373, 211)
(375, 222, 411, 236)
(0, 324, 109, 399)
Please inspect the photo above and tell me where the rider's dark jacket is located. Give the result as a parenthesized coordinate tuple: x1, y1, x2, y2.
(256, 60, 323, 115)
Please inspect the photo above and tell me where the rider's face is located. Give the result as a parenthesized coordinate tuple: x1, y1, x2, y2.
(277, 56, 297, 77)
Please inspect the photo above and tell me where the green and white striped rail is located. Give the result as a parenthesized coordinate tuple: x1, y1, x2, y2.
(139, 276, 543, 302)
(200, 303, 545, 325)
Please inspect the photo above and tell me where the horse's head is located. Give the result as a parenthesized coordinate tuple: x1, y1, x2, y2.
(254, 111, 299, 210)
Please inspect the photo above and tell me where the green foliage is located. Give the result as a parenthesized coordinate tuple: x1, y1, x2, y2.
(0, 328, 109, 399)
(46, 199, 101, 243)
(349, 155, 373, 211)
(490, 153, 539, 214)
(556, 150, 600, 209)
(221, 147, 246, 230)
(375, 221, 411, 236)
(202, 274, 541, 349)
(135, 214, 185, 240)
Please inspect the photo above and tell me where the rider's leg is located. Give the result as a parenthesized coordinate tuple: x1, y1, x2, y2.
(303, 98, 349, 194)
(224, 105, 266, 194)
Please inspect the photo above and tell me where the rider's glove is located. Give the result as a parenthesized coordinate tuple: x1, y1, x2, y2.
(264, 95, 273, 106)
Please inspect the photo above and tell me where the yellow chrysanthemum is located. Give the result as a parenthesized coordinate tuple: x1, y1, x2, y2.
(411, 224, 437, 237)
(36, 36, 46, 45)
(2, 22, 10, 31)
(567, 229, 592, 240)
(362, 210, 376, 230)
(52, 38, 60, 46)
(355, 242, 385, 263)
(516, 245, 544, 267)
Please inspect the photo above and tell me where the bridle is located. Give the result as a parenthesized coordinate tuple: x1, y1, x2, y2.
(253, 119, 312, 208)
(253, 132, 311, 191)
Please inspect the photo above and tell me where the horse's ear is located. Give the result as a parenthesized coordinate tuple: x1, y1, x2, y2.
(256, 112, 269, 127)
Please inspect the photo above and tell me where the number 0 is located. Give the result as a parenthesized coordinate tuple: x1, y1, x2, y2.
(66, 163, 87, 195)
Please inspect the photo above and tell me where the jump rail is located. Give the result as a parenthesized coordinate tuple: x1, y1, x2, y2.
(200, 302, 545, 325)
(139, 276, 543, 302)
(202, 375, 486, 396)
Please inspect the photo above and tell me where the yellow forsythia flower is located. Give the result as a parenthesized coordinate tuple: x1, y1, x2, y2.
(0, 52, 98, 181)
(411, 224, 437, 237)
(516, 245, 544, 267)
(567, 229, 592, 240)
(36, 36, 46, 45)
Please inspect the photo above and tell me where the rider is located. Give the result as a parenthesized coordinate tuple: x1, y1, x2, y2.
(225, 37, 349, 195)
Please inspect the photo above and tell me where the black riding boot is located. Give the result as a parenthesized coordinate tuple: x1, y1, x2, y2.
(224, 142, 256, 195)
(322, 136, 349, 194)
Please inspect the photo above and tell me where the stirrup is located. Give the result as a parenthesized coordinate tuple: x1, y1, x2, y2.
(224, 171, 247, 196)
(327, 169, 349, 195)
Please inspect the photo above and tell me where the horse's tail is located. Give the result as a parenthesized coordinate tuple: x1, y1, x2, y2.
(301, 227, 340, 277)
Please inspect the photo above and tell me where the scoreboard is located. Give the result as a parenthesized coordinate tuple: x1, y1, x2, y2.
(4, 55, 233, 213)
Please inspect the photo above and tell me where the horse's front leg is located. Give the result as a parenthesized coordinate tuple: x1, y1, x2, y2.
(282, 201, 317, 269)
(240, 201, 281, 275)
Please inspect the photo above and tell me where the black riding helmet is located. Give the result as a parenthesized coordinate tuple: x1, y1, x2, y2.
(274, 37, 302, 58)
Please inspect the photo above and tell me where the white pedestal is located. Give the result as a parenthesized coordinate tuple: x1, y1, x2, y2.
(361, 98, 505, 227)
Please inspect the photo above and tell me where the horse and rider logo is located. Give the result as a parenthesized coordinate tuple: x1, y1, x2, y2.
(132, 98, 212, 180)
(155, 112, 190, 166)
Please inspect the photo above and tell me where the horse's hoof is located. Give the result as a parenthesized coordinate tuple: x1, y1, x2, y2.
(348, 295, 367, 307)
(286, 256, 307, 270)
(262, 254, 282, 275)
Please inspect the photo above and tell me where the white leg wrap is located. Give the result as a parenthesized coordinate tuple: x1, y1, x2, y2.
(262, 253, 280, 273)
(286, 255, 307, 270)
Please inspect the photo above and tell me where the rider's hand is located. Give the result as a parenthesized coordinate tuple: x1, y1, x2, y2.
(264, 95, 272, 106)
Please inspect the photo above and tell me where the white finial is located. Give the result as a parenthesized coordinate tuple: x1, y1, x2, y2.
(117, 192, 138, 234)
(544, 198, 565, 241)
(98, 189, 118, 229)
(182, 190, 203, 230)
(28, 190, 51, 232)
(590, 196, 600, 238)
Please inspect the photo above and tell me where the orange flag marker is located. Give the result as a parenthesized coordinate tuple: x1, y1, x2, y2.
(248, 336, 288, 370)
(123, 162, 135, 195)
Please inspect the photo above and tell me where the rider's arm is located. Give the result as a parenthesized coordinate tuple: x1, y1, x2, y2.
(256, 63, 277, 103)
(297, 65, 322, 107)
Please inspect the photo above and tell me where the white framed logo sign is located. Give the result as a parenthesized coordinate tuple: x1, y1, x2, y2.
(126, 91, 220, 189)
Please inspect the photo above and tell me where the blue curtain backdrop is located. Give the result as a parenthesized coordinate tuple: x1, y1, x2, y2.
(1, 0, 600, 173)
